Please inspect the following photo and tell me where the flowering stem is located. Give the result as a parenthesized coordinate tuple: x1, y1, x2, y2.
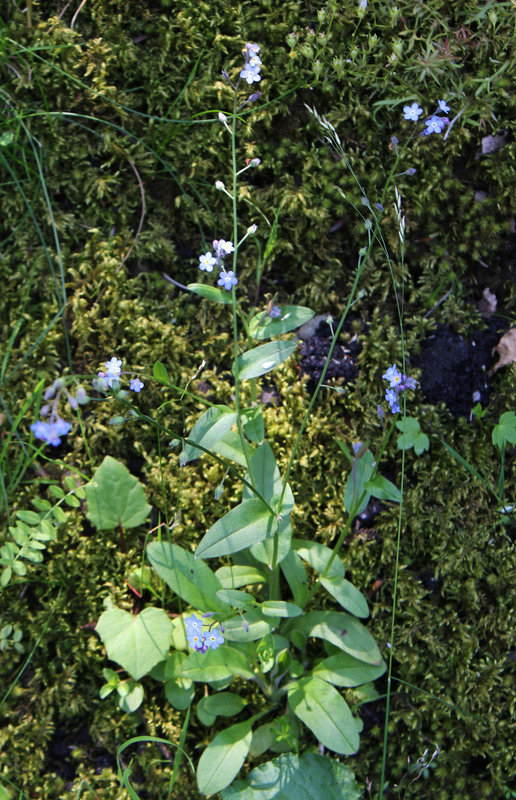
(229, 89, 255, 487)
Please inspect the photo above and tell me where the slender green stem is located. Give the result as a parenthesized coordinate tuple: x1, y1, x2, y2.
(229, 90, 255, 487)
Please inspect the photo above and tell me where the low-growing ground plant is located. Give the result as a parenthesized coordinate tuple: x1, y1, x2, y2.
(1, 3, 515, 799)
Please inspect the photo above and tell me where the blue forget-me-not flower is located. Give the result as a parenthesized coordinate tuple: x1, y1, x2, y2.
(382, 363, 416, 414)
(185, 613, 225, 653)
(403, 103, 423, 121)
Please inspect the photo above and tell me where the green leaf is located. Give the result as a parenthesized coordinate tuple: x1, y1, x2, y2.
(256, 633, 275, 673)
(242, 406, 264, 443)
(96, 607, 173, 680)
(212, 430, 248, 466)
(147, 541, 229, 613)
(319, 576, 369, 618)
(165, 678, 195, 710)
(344, 449, 375, 515)
(216, 589, 255, 609)
(198, 692, 246, 720)
(85, 456, 151, 530)
(234, 341, 298, 381)
(181, 406, 237, 465)
(222, 608, 274, 643)
(153, 360, 171, 385)
(196, 719, 253, 796)
(242, 442, 295, 568)
(242, 442, 294, 512)
(117, 682, 144, 713)
(313, 652, 386, 687)
(15, 510, 41, 525)
(195, 499, 274, 559)
(280, 550, 310, 608)
(181, 646, 254, 682)
(187, 282, 233, 304)
(364, 474, 401, 503)
(221, 752, 362, 800)
(396, 417, 429, 455)
(248, 306, 315, 340)
(250, 514, 292, 568)
(293, 539, 344, 579)
(1, 567, 12, 587)
(285, 611, 382, 664)
(492, 411, 516, 450)
(12, 560, 27, 576)
(215, 565, 267, 588)
(261, 601, 302, 618)
(288, 676, 359, 754)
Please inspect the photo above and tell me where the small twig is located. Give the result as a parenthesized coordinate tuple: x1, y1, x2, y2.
(115, 156, 147, 273)
(70, 0, 87, 31)
(162, 272, 190, 292)
(423, 284, 453, 318)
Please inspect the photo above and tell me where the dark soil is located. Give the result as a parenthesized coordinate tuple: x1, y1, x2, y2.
(298, 319, 361, 393)
(414, 318, 507, 417)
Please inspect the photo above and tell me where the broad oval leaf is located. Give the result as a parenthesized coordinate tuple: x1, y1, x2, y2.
(293, 539, 344, 579)
(195, 499, 274, 559)
(96, 607, 173, 680)
(199, 692, 246, 719)
(181, 406, 237, 465)
(313, 652, 386, 687)
(181, 646, 254, 682)
(250, 514, 292, 568)
(288, 676, 359, 755)
(147, 541, 229, 613)
(187, 282, 233, 304)
(216, 589, 255, 609)
(284, 611, 382, 664)
(196, 719, 253, 796)
(220, 752, 362, 800)
(248, 305, 315, 340)
(364, 474, 401, 503)
(234, 341, 298, 381)
(215, 565, 267, 589)
(261, 601, 302, 618)
(165, 678, 195, 710)
(343, 449, 375, 516)
(280, 549, 309, 609)
(85, 456, 151, 530)
(319, 575, 369, 618)
(212, 430, 248, 466)
(222, 608, 274, 642)
(152, 360, 171, 385)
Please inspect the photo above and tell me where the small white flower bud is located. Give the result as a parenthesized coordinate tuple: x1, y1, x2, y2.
(247, 224, 258, 234)
(218, 112, 227, 123)
(249, 158, 261, 167)
(215, 180, 225, 190)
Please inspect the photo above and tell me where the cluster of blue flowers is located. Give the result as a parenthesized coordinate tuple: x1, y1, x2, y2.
(240, 42, 262, 85)
(31, 416, 72, 447)
(185, 613, 225, 653)
(93, 356, 145, 393)
(403, 100, 450, 136)
(30, 377, 86, 447)
(31, 358, 144, 447)
(382, 364, 416, 414)
(199, 239, 238, 291)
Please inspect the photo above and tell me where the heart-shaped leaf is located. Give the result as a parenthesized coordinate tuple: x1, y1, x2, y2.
(85, 456, 151, 530)
(96, 606, 173, 680)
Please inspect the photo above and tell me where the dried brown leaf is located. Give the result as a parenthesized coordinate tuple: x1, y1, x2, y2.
(490, 329, 516, 375)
